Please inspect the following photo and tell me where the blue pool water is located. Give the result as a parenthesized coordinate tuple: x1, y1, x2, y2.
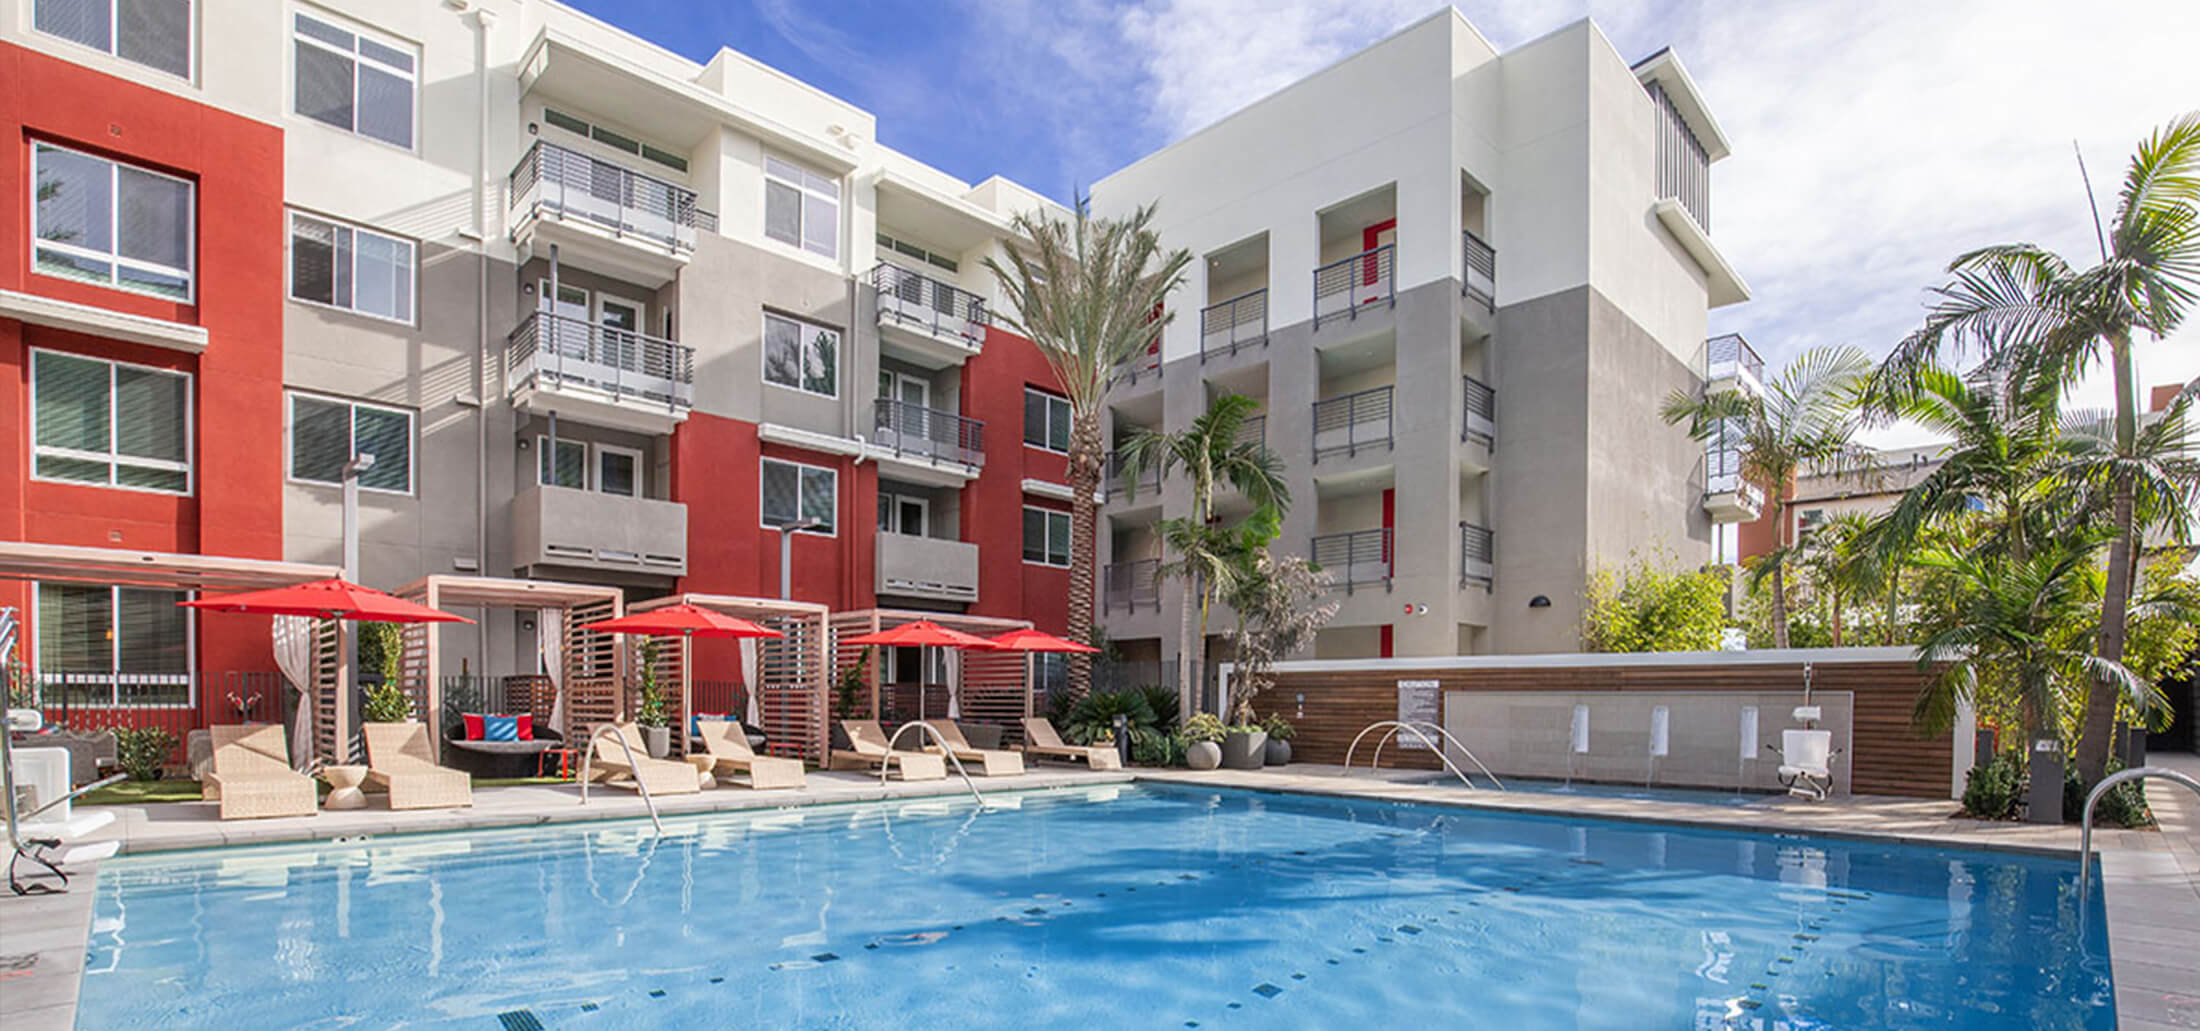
(80, 785, 2112, 1029)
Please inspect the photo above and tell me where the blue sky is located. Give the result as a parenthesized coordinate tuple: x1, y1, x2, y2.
(571, 1, 2200, 444)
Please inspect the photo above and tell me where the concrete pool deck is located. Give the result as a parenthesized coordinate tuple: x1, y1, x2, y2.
(4, 755, 2195, 1029)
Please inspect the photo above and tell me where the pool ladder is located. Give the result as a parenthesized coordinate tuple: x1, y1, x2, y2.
(577, 725, 664, 836)
(1342, 720, 1505, 791)
(883, 721, 990, 809)
(2077, 765, 2200, 905)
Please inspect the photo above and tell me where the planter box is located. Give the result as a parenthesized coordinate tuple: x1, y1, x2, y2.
(1221, 730, 1268, 770)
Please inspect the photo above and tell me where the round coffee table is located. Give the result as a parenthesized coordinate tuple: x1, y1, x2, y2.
(321, 764, 369, 810)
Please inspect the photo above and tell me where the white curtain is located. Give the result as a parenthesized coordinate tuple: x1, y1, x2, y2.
(272, 616, 316, 769)
(738, 636, 761, 726)
(944, 646, 962, 719)
(540, 608, 566, 737)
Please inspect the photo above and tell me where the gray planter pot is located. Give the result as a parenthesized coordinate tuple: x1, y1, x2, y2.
(1221, 729, 1268, 770)
(1186, 741, 1222, 771)
(641, 725, 671, 759)
(1263, 738, 1292, 766)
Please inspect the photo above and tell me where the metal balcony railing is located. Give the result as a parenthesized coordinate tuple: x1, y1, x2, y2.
(869, 263, 989, 351)
(1200, 288, 1268, 360)
(1103, 558, 1161, 613)
(1237, 414, 1266, 448)
(1312, 385, 1394, 461)
(1312, 527, 1392, 593)
(508, 311, 695, 410)
(1112, 343, 1162, 388)
(872, 398, 985, 468)
(1706, 333, 1764, 392)
(508, 140, 714, 254)
(1460, 522, 1493, 590)
(1104, 452, 1161, 503)
(1463, 230, 1496, 311)
(1314, 243, 1394, 328)
(1462, 376, 1495, 447)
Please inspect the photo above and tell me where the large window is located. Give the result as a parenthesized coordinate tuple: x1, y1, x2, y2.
(32, 142, 195, 301)
(763, 312, 839, 398)
(289, 211, 415, 323)
(288, 392, 413, 493)
(1023, 506, 1071, 567)
(763, 155, 838, 259)
(761, 458, 836, 535)
(1023, 388, 1071, 453)
(35, 582, 191, 708)
(31, 350, 191, 494)
(537, 437, 640, 497)
(34, 0, 193, 78)
(293, 10, 416, 149)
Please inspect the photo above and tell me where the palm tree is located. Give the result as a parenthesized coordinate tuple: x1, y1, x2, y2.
(986, 198, 1193, 697)
(1663, 345, 1876, 647)
(1119, 392, 1290, 719)
(1796, 511, 1880, 647)
(1878, 114, 2200, 789)
(1865, 363, 2073, 568)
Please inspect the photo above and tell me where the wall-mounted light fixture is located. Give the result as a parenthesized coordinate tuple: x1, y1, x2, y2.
(1528, 595, 1551, 609)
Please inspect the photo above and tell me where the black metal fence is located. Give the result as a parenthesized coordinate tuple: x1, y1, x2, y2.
(872, 398, 986, 467)
(1463, 230, 1496, 310)
(1312, 385, 1394, 460)
(1313, 243, 1394, 327)
(1200, 288, 1268, 360)
(1461, 522, 1494, 590)
(1312, 528, 1393, 593)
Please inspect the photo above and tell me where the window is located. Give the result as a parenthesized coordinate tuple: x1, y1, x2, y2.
(877, 492, 928, 536)
(35, 0, 193, 78)
(764, 154, 838, 259)
(597, 446, 641, 497)
(289, 393, 412, 493)
(876, 232, 957, 273)
(1023, 389, 1071, 452)
(31, 142, 195, 301)
(763, 313, 839, 397)
(761, 458, 836, 535)
(31, 350, 191, 494)
(288, 211, 414, 322)
(1023, 506, 1071, 567)
(535, 437, 641, 496)
(537, 436, 586, 489)
(293, 10, 416, 149)
(540, 107, 688, 174)
(34, 582, 191, 708)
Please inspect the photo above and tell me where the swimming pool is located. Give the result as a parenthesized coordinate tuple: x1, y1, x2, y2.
(79, 784, 2112, 1029)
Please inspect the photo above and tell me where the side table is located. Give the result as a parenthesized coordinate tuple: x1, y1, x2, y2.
(320, 764, 369, 810)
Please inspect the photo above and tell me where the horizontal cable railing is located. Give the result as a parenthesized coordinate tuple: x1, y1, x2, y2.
(1463, 230, 1496, 311)
(1312, 527, 1393, 593)
(1237, 414, 1267, 448)
(872, 398, 985, 468)
(1314, 243, 1394, 328)
(508, 140, 714, 253)
(1200, 288, 1268, 360)
(508, 311, 695, 411)
(1112, 343, 1162, 388)
(1103, 558, 1161, 614)
(1312, 385, 1394, 461)
(1462, 376, 1495, 447)
(1460, 522, 1493, 589)
(868, 263, 989, 351)
(1104, 451, 1161, 503)
(1705, 333, 1764, 390)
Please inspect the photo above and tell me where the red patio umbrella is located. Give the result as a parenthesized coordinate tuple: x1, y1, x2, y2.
(580, 603, 783, 728)
(839, 620, 998, 720)
(984, 628, 1100, 654)
(181, 577, 472, 623)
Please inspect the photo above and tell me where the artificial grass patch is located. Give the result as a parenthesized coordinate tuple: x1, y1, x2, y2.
(80, 778, 203, 805)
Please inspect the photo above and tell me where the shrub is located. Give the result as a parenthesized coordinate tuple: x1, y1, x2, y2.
(1133, 730, 1188, 768)
(1062, 689, 1158, 746)
(1134, 684, 1180, 728)
(835, 649, 870, 719)
(1183, 713, 1226, 745)
(1582, 553, 1732, 653)
(357, 622, 402, 684)
(113, 726, 176, 782)
(634, 637, 667, 729)
(2064, 758, 2153, 828)
(1960, 751, 2022, 820)
(362, 681, 414, 723)
(1260, 714, 1295, 741)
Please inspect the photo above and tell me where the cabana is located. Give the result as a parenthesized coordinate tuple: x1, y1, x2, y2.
(829, 609, 1035, 741)
(626, 594, 830, 759)
(392, 576, 624, 756)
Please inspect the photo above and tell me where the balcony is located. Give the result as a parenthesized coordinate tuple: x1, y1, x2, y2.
(1704, 431, 1764, 522)
(508, 141, 715, 286)
(1312, 386, 1394, 462)
(1104, 453, 1161, 504)
(871, 399, 985, 484)
(869, 263, 989, 367)
(508, 311, 695, 434)
(1460, 522, 1493, 590)
(1112, 344, 1162, 390)
(1705, 333, 1764, 397)
(513, 485, 687, 578)
(1238, 414, 1266, 448)
(877, 532, 979, 604)
(1104, 558, 1161, 613)
(1462, 376, 1495, 447)
(1200, 288, 1268, 361)
(1312, 528, 1392, 593)
(1463, 230, 1496, 311)
(1313, 244, 1393, 329)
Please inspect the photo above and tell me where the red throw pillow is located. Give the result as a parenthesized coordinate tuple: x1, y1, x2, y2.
(462, 713, 485, 741)
(514, 714, 534, 741)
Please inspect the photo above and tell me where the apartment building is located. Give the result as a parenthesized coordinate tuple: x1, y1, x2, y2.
(1088, 12, 1754, 667)
(0, 0, 1081, 724)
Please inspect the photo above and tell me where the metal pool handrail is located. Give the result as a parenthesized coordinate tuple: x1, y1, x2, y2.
(2078, 766, 2200, 904)
(1341, 720, 1503, 792)
(578, 725, 664, 836)
(1369, 720, 1506, 791)
(883, 721, 989, 809)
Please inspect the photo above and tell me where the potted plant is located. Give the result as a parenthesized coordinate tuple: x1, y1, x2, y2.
(1183, 713, 1225, 771)
(1260, 714, 1295, 766)
(360, 622, 413, 724)
(1220, 721, 1267, 770)
(634, 638, 670, 758)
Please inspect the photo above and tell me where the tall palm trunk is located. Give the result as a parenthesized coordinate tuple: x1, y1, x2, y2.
(2077, 331, 2138, 786)
(1177, 574, 1198, 722)
(1066, 410, 1105, 699)
(1768, 563, 1791, 649)
(1829, 589, 1844, 647)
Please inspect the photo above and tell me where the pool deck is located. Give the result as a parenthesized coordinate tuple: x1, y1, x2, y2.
(4, 755, 2195, 1030)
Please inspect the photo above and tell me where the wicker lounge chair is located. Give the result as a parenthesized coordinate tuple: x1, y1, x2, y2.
(202, 724, 317, 820)
(828, 720, 946, 781)
(1019, 717, 1123, 770)
(695, 720, 806, 790)
(588, 722, 702, 795)
(920, 720, 1025, 776)
(363, 722, 474, 810)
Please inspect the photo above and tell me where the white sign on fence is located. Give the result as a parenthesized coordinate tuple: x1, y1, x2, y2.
(1396, 679, 1441, 749)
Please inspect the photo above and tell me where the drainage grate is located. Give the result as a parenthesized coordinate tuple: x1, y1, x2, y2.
(495, 1010, 544, 1031)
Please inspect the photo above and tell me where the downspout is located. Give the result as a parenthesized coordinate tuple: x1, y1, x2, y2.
(471, 6, 495, 673)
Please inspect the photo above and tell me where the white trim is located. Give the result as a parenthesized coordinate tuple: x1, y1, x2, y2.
(1651, 198, 1750, 307)
(756, 422, 863, 458)
(1251, 645, 1920, 677)
(29, 140, 197, 304)
(762, 151, 841, 261)
(30, 580, 197, 709)
(285, 390, 416, 495)
(761, 310, 840, 399)
(0, 289, 207, 353)
(595, 442, 644, 497)
(285, 209, 417, 325)
(28, 348, 194, 496)
(758, 456, 838, 537)
(1021, 504, 1071, 568)
(289, 6, 420, 152)
(595, 291, 646, 331)
(535, 434, 588, 489)
(880, 492, 929, 537)
(1020, 478, 1074, 502)
(30, 0, 198, 82)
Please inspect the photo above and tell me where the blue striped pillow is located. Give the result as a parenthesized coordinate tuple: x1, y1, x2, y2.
(481, 715, 520, 742)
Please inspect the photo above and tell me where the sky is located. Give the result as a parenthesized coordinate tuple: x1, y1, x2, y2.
(571, 0, 2200, 447)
